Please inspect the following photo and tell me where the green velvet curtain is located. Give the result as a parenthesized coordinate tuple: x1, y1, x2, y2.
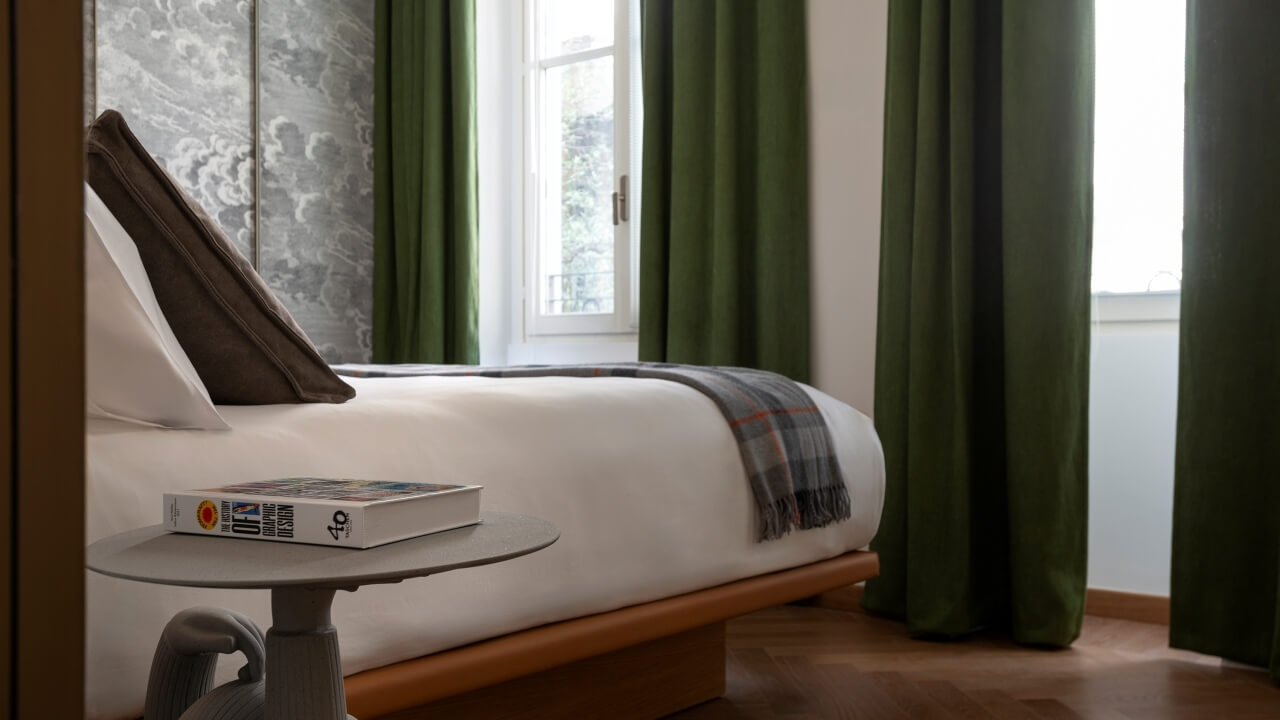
(373, 0, 478, 364)
(638, 0, 810, 381)
(861, 0, 1094, 647)
(1170, 0, 1280, 681)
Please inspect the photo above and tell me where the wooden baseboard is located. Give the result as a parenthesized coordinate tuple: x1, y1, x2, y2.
(378, 623, 725, 720)
(1085, 588, 1169, 625)
(796, 585, 1171, 626)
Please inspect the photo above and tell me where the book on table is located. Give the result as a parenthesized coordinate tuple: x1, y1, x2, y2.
(163, 478, 482, 548)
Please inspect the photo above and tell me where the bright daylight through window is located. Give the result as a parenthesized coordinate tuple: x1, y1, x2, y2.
(526, 0, 640, 336)
(1092, 0, 1185, 294)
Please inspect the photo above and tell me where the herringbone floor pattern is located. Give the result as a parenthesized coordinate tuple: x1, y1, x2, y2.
(670, 594, 1280, 719)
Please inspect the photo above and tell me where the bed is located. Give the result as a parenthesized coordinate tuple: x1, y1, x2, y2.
(86, 373, 884, 719)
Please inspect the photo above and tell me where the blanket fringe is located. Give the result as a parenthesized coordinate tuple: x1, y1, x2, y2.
(757, 485, 852, 542)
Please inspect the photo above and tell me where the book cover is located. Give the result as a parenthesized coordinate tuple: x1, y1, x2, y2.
(164, 478, 482, 548)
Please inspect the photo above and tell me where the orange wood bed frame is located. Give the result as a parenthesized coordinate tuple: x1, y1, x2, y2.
(344, 550, 879, 719)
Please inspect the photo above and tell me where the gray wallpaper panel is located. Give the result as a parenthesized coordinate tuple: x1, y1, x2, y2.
(95, 0, 256, 258)
(259, 0, 374, 363)
(90, 0, 374, 363)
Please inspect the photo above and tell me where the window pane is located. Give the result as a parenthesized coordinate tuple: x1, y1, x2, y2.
(1092, 0, 1185, 293)
(540, 0, 613, 57)
(541, 56, 615, 315)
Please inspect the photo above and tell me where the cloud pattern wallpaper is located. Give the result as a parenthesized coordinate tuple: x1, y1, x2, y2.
(90, 0, 375, 363)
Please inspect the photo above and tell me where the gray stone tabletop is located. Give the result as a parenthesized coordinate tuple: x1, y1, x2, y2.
(87, 511, 559, 590)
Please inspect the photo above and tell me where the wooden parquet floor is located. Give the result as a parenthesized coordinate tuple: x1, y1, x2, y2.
(668, 598, 1280, 719)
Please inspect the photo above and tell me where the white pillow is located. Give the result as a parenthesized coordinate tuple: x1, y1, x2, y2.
(85, 184, 229, 430)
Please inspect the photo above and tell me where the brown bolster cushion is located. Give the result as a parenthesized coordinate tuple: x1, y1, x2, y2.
(86, 109, 355, 404)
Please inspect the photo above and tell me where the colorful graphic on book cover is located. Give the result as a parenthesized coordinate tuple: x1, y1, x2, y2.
(197, 478, 469, 503)
(196, 500, 218, 530)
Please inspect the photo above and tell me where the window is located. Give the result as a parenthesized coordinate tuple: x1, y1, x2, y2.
(523, 0, 641, 336)
(1092, 0, 1185, 296)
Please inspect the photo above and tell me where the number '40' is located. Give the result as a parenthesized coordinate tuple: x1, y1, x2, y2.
(328, 510, 349, 541)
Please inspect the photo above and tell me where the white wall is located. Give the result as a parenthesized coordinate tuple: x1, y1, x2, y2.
(807, 0, 888, 416)
(1088, 318, 1180, 596)
(476, 0, 518, 366)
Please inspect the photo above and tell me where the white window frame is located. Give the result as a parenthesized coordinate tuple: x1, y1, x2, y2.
(520, 0, 641, 338)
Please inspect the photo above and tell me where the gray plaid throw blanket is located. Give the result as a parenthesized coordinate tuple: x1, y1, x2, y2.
(333, 362, 851, 541)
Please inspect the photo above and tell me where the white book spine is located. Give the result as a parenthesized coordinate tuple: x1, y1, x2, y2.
(164, 493, 369, 547)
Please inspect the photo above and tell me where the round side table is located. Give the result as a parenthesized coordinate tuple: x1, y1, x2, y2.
(88, 511, 558, 720)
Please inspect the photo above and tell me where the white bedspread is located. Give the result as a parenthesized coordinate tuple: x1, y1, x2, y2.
(86, 375, 884, 719)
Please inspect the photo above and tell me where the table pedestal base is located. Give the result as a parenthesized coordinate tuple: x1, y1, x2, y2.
(265, 587, 356, 720)
(146, 589, 357, 720)
(264, 627, 354, 719)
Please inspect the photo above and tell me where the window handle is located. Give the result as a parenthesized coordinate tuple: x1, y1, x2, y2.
(612, 175, 629, 226)
(619, 174, 629, 223)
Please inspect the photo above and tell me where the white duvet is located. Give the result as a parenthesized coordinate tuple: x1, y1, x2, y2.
(86, 375, 884, 719)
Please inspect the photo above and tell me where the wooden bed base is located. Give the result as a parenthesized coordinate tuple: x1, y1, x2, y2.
(345, 550, 879, 719)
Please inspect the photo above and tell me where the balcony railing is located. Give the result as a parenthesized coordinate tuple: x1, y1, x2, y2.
(544, 270, 614, 315)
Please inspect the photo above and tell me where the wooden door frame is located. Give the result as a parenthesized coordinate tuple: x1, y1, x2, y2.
(3, 0, 86, 715)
